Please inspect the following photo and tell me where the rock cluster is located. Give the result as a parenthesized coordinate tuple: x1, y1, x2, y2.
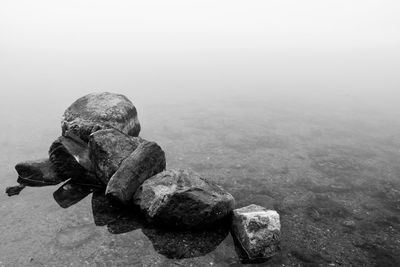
(6, 92, 281, 263)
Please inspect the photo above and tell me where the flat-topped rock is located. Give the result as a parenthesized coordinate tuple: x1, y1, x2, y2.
(15, 158, 65, 186)
(106, 140, 166, 204)
(88, 129, 143, 184)
(61, 92, 141, 142)
(231, 204, 281, 263)
(133, 169, 235, 229)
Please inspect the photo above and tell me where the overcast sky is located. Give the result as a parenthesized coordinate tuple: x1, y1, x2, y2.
(0, 0, 399, 109)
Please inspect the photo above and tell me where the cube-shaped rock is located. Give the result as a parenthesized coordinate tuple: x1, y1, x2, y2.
(231, 204, 280, 263)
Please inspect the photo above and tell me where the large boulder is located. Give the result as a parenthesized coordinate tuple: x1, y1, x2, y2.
(231, 204, 281, 263)
(88, 129, 143, 185)
(106, 140, 166, 204)
(133, 169, 235, 229)
(61, 92, 141, 142)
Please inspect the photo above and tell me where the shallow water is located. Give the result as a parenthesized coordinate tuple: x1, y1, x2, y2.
(1, 91, 400, 266)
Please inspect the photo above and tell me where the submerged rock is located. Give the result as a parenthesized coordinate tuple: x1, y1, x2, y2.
(5, 184, 26, 196)
(106, 140, 166, 204)
(88, 129, 143, 184)
(53, 180, 95, 208)
(61, 92, 141, 142)
(49, 133, 99, 185)
(15, 158, 65, 186)
(231, 204, 281, 263)
(134, 169, 235, 229)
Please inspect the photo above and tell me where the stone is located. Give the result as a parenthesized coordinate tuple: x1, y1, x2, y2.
(61, 92, 140, 142)
(133, 169, 235, 229)
(49, 133, 99, 185)
(15, 158, 65, 186)
(53, 180, 94, 209)
(231, 204, 281, 263)
(88, 129, 143, 184)
(106, 140, 166, 204)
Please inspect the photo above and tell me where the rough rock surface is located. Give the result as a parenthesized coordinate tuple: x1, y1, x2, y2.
(61, 92, 141, 142)
(231, 204, 281, 263)
(49, 134, 99, 184)
(106, 140, 166, 204)
(133, 169, 235, 229)
(88, 129, 143, 184)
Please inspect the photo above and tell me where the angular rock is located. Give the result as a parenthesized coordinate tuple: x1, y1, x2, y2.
(61, 92, 141, 142)
(15, 158, 65, 186)
(133, 169, 235, 229)
(88, 129, 143, 184)
(53, 180, 94, 208)
(49, 133, 99, 185)
(231, 204, 281, 263)
(106, 140, 166, 204)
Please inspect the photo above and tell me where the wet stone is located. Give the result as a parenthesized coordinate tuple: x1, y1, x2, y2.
(231, 204, 281, 263)
(15, 158, 65, 186)
(133, 169, 235, 229)
(61, 92, 141, 142)
(88, 129, 143, 185)
(106, 140, 166, 204)
(49, 134, 99, 185)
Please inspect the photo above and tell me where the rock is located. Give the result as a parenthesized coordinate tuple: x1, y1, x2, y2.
(15, 158, 65, 186)
(5, 184, 26, 196)
(61, 92, 140, 142)
(88, 129, 143, 184)
(53, 180, 94, 209)
(106, 140, 166, 204)
(231, 204, 281, 263)
(133, 169, 235, 229)
(49, 133, 99, 185)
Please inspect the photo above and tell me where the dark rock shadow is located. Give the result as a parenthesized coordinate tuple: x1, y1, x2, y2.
(91, 189, 230, 259)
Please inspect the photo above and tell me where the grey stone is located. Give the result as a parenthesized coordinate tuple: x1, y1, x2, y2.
(88, 129, 143, 184)
(231, 204, 281, 263)
(106, 140, 166, 204)
(49, 133, 99, 185)
(61, 92, 140, 142)
(133, 169, 235, 229)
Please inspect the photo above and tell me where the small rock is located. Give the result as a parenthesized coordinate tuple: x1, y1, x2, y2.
(15, 158, 65, 186)
(53, 180, 94, 208)
(61, 92, 141, 142)
(231, 204, 281, 263)
(106, 140, 166, 204)
(133, 169, 235, 229)
(88, 129, 143, 184)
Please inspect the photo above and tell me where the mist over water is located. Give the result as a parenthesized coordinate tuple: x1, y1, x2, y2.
(1, 1, 400, 266)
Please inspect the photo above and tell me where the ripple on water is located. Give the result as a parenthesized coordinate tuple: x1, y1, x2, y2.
(55, 224, 98, 249)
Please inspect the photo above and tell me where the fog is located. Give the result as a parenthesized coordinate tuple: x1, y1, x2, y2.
(2, 1, 400, 265)
(1, 0, 399, 110)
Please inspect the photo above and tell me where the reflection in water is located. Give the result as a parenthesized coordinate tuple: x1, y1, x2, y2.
(51, 181, 230, 259)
